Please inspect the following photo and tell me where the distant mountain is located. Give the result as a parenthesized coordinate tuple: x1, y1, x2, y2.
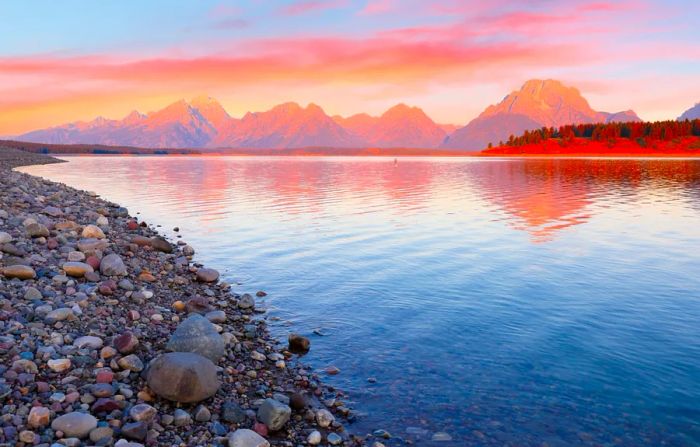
(333, 104, 449, 148)
(442, 79, 641, 150)
(211, 102, 362, 148)
(679, 103, 700, 121)
(17, 83, 640, 150)
(20, 99, 217, 148)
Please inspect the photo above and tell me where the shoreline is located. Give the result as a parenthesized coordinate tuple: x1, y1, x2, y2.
(0, 150, 358, 446)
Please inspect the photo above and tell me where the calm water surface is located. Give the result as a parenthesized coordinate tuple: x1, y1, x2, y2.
(20, 157, 700, 446)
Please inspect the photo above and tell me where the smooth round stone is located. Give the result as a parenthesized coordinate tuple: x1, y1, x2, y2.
(55, 220, 80, 231)
(327, 433, 342, 445)
(74, 336, 103, 349)
(121, 421, 147, 441)
(24, 287, 42, 300)
(82, 224, 105, 239)
(62, 262, 94, 277)
(182, 245, 195, 256)
(43, 205, 63, 217)
(47, 358, 72, 373)
(51, 412, 97, 439)
(100, 253, 127, 276)
(238, 294, 255, 310)
(172, 409, 192, 427)
(19, 430, 36, 443)
(227, 429, 270, 447)
(129, 404, 157, 423)
(145, 352, 220, 403)
(2, 265, 36, 280)
(91, 383, 114, 398)
(205, 310, 226, 323)
(288, 333, 310, 353)
(26, 222, 49, 238)
(27, 406, 51, 428)
(45, 307, 74, 322)
(289, 392, 307, 411)
(316, 409, 335, 428)
(0, 231, 12, 243)
(77, 238, 109, 253)
(114, 331, 139, 354)
(117, 354, 144, 372)
(196, 268, 219, 283)
(96, 215, 109, 226)
(193, 405, 211, 422)
(150, 237, 172, 253)
(166, 314, 225, 362)
(307, 430, 322, 445)
(250, 351, 266, 362)
(67, 251, 86, 262)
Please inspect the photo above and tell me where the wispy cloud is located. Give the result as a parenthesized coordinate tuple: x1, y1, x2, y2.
(280, 0, 347, 16)
(358, 0, 395, 15)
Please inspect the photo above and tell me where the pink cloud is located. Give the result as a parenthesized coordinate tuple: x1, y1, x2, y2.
(359, 0, 395, 15)
(281, 0, 347, 15)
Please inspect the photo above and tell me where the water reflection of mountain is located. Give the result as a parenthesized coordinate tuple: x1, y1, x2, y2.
(467, 159, 700, 242)
(41, 156, 700, 243)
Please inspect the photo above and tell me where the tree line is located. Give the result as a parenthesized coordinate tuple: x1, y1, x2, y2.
(495, 119, 700, 148)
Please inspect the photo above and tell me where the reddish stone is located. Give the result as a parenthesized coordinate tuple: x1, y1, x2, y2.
(137, 272, 156, 282)
(95, 369, 114, 383)
(99, 285, 113, 295)
(113, 331, 139, 354)
(65, 391, 80, 403)
(92, 397, 121, 412)
(86, 256, 101, 270)
(127, 310, 140, 321)
(126, 220, 139, 231)
(47, 238, 59, 249)
(253, 421, 268, 437)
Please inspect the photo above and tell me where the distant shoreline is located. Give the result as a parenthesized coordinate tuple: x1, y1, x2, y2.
(5, 139, 700, 159)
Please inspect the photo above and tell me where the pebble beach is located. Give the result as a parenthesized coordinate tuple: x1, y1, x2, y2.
(0, 149, 363, 447)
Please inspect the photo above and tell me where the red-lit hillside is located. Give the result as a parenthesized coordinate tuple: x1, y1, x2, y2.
(481, 120, 700, 156)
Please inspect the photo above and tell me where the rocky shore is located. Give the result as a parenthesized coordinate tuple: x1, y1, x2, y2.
(0, 150, 366, 447)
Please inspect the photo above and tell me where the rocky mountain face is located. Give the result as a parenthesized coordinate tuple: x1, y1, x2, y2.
(18, 81, 641, 150)
(442, 80, 641, 150)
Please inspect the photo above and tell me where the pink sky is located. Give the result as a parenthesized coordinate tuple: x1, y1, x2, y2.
(1, 0, 698, 135)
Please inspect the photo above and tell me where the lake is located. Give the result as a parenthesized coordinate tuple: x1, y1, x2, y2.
(19, 156, 700, 446)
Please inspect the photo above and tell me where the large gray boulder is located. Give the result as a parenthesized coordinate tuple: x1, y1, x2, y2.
(166, 314, 225, 362)
(145, 352, 220, 403)
(257, 398, 291, 431)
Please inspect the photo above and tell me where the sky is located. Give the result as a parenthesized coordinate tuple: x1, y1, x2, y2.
(1, 0, 699, 135)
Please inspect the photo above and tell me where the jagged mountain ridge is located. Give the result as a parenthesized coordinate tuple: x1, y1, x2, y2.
(18, 80, 643, 150)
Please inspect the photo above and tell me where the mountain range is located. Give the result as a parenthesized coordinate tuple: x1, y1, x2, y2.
(19, 79, 696, 151)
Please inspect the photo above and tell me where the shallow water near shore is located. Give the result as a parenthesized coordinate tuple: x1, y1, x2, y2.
(19, 156, 700, 446)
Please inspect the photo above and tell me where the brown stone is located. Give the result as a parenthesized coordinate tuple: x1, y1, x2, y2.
(2, 265, 36, 280)
(145, 352, 220, 403)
